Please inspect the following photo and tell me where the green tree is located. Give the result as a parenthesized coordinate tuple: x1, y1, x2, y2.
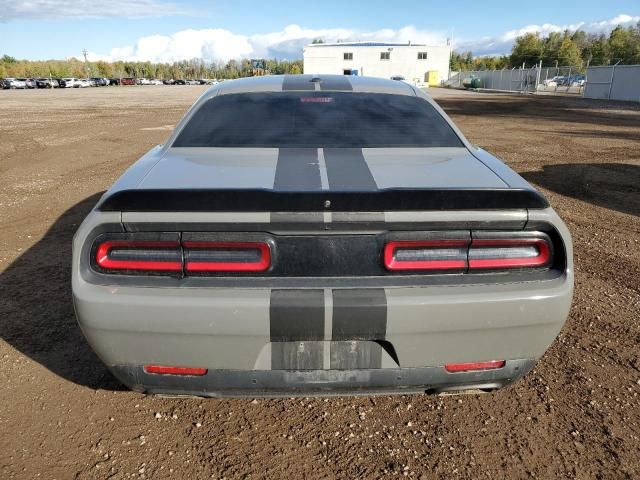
(608, 25, 640, 64)
(582, 34, 610, 66)
(510, 33, 544, 67)
(541, 31, 563, 65)
(557, 36, 583, 68)
(449, 51, 474, 71)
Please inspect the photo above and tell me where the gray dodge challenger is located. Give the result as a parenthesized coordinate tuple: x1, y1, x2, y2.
(72, 74, 573, 397)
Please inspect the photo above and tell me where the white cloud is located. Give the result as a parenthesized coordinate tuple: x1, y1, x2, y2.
(0, 0, 190, 21)
(88, 24, 450, 63)
(102, 29, 255, 63)
(86, 13, 640, 63)
(459, 14, 640, 56)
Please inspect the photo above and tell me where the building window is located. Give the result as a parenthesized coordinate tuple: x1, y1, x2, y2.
(380, 52, 390, 60)
(418, 52, 428, 60)
(343, 52, 353, 60)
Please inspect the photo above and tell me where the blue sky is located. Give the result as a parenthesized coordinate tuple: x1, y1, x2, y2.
(1, 0, 639, 61)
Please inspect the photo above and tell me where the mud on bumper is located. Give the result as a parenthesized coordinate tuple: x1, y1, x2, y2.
(109, 359, 535, 398)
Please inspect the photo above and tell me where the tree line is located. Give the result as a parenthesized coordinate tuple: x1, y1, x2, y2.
(0, 55, 303, 80)
(452, 22, 640, 72)
(2, 22, 639, 78)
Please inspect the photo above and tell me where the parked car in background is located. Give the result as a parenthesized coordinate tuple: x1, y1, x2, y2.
(35, 78, 59, 88)
(563, 75, 586, 87)
(174, 79, 186, 85)
(136, 78, 151, 85)
(90, 77, 107, 86)
(60, 77, 78, 88)
(72, 75, 573, 397)
(121, 77, 136, 86)
(2, 78, 27, 89)
(74, 79, 92, 88)
(109, 78, 121, 86)
(149, 79, 163, 85)
(19, 78, 36, 89)
(542, 76, 564, 87)
(162, 79, 175, 85)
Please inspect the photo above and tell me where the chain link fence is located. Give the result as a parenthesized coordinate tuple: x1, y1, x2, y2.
(445, 65, 585, 95)
(445, 67, 538, 92)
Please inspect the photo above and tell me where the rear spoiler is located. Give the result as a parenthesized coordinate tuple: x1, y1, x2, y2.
(97, 188, 549, 212)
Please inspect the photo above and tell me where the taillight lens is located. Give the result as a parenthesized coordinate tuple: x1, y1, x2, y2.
(183, 241, 271, 272)
(383, 239, 469, 271)
(384, 232, 553, 272)
(93, 236, 272, 275)
(469, 235, 552, 270)
(95, 240, 182, 272)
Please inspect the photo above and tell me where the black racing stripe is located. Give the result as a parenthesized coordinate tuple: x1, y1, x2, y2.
(270, 289, 324, 341)
(330, 341, 383, 369)
(274, 148, 322, 191)
(282, 75, 315, 91)
(332, 289, 387, 341)
(323, 148, 378, 191)
(319, 76, 353, 91)
(271, 341, 324, 370)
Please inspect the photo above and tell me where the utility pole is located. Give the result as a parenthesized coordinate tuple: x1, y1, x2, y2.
(447, 33, 452, 82)
(82, 48, 89, 78)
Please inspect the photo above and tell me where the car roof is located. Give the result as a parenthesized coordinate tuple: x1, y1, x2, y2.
(203, 74, 421, 99)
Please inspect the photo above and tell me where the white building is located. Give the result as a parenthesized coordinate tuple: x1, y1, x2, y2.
(303, 42, 451, 86)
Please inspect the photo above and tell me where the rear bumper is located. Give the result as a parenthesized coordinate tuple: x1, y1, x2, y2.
(73, 276, 571, 396)
(74, 275, 572, 367)
(110, 359, 535, 397)
(72, 208, 573, 397)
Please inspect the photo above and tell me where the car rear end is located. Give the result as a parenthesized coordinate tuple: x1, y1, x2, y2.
(72, 76, 573, 397)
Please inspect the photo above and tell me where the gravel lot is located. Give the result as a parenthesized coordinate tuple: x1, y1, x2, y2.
(0, 85, 639, 479)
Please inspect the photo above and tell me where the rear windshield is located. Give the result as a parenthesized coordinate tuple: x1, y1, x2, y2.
(173, 92, 463, 148)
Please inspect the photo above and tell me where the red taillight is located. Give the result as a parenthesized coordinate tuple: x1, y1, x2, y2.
(384, 232, 552, 272)
(383, 240, 468, 271)
(95, 240, 182, 272)
(144, 365, 208, 376)
(183, 241, 271, 272)
(444, 360, 505, 373)
(468, 237, 551, 270)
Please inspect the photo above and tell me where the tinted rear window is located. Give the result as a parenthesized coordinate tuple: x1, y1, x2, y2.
(173, 92, 463, 148)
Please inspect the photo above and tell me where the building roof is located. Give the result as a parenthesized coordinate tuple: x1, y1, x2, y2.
(305, 41, 430, 48)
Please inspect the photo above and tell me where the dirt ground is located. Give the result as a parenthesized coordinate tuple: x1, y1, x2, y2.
(0, 85, 639, 479)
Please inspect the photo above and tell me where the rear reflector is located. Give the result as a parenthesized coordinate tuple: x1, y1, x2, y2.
(183, 241, 271, 272)
(445, 360, 506, 373)
(383, 240, 468, 271)
(95, 240, 182, 272)
(469, 237, 551, 270)
(143, 365, 208, 376)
